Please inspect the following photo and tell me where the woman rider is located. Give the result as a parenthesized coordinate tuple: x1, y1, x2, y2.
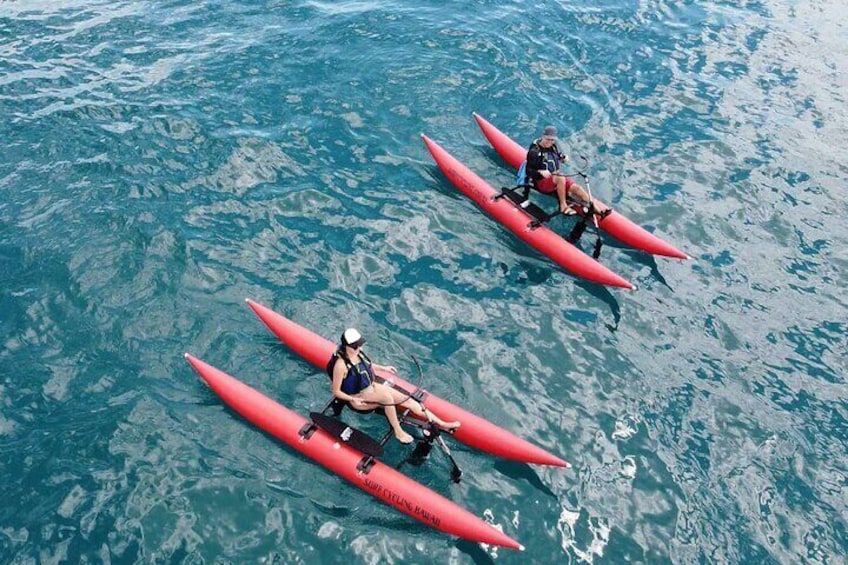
(525, 125, 610, 215)
(329, 328, 460, 444)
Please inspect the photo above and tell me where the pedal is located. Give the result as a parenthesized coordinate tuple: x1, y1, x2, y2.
(450, 467, 463, 483)
(406, 441, 434, 466)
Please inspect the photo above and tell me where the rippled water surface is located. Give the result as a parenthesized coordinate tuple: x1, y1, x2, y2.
(1, 1, 846, 563)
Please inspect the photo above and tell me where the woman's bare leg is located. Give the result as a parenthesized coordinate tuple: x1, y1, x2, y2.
(382, 389, 460, 431)
(359, 385, 413, 443)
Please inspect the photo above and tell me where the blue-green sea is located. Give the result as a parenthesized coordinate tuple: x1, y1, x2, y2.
(2, 1, 846, 563)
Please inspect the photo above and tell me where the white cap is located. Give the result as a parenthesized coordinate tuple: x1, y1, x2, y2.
(342, 328, 365, 348)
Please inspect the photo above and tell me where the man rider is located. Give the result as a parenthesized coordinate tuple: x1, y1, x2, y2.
(525, 125, 609, 215)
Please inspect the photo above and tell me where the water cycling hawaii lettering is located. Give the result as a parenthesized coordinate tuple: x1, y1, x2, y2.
(363, 477, 441, 528)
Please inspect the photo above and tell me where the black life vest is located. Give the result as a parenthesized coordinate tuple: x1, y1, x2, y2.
(529, 139, 563, 176)
(325, 348, 374, 394)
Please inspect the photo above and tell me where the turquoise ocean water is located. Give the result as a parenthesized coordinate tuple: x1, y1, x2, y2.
(1, 1, 846, 563)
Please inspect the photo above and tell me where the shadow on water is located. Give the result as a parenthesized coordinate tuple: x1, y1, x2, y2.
(574, 278, 622, 332)
(359, 514, 426, 535)
(511, 260, 553, 285)
(507, 259, 622, 331)
(623, 250, 674, 291)
(456, 539, 498, 564)
(310, 499, 354, 519)
(480, 145, 504, 164)
(493, 460, 558, 499)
